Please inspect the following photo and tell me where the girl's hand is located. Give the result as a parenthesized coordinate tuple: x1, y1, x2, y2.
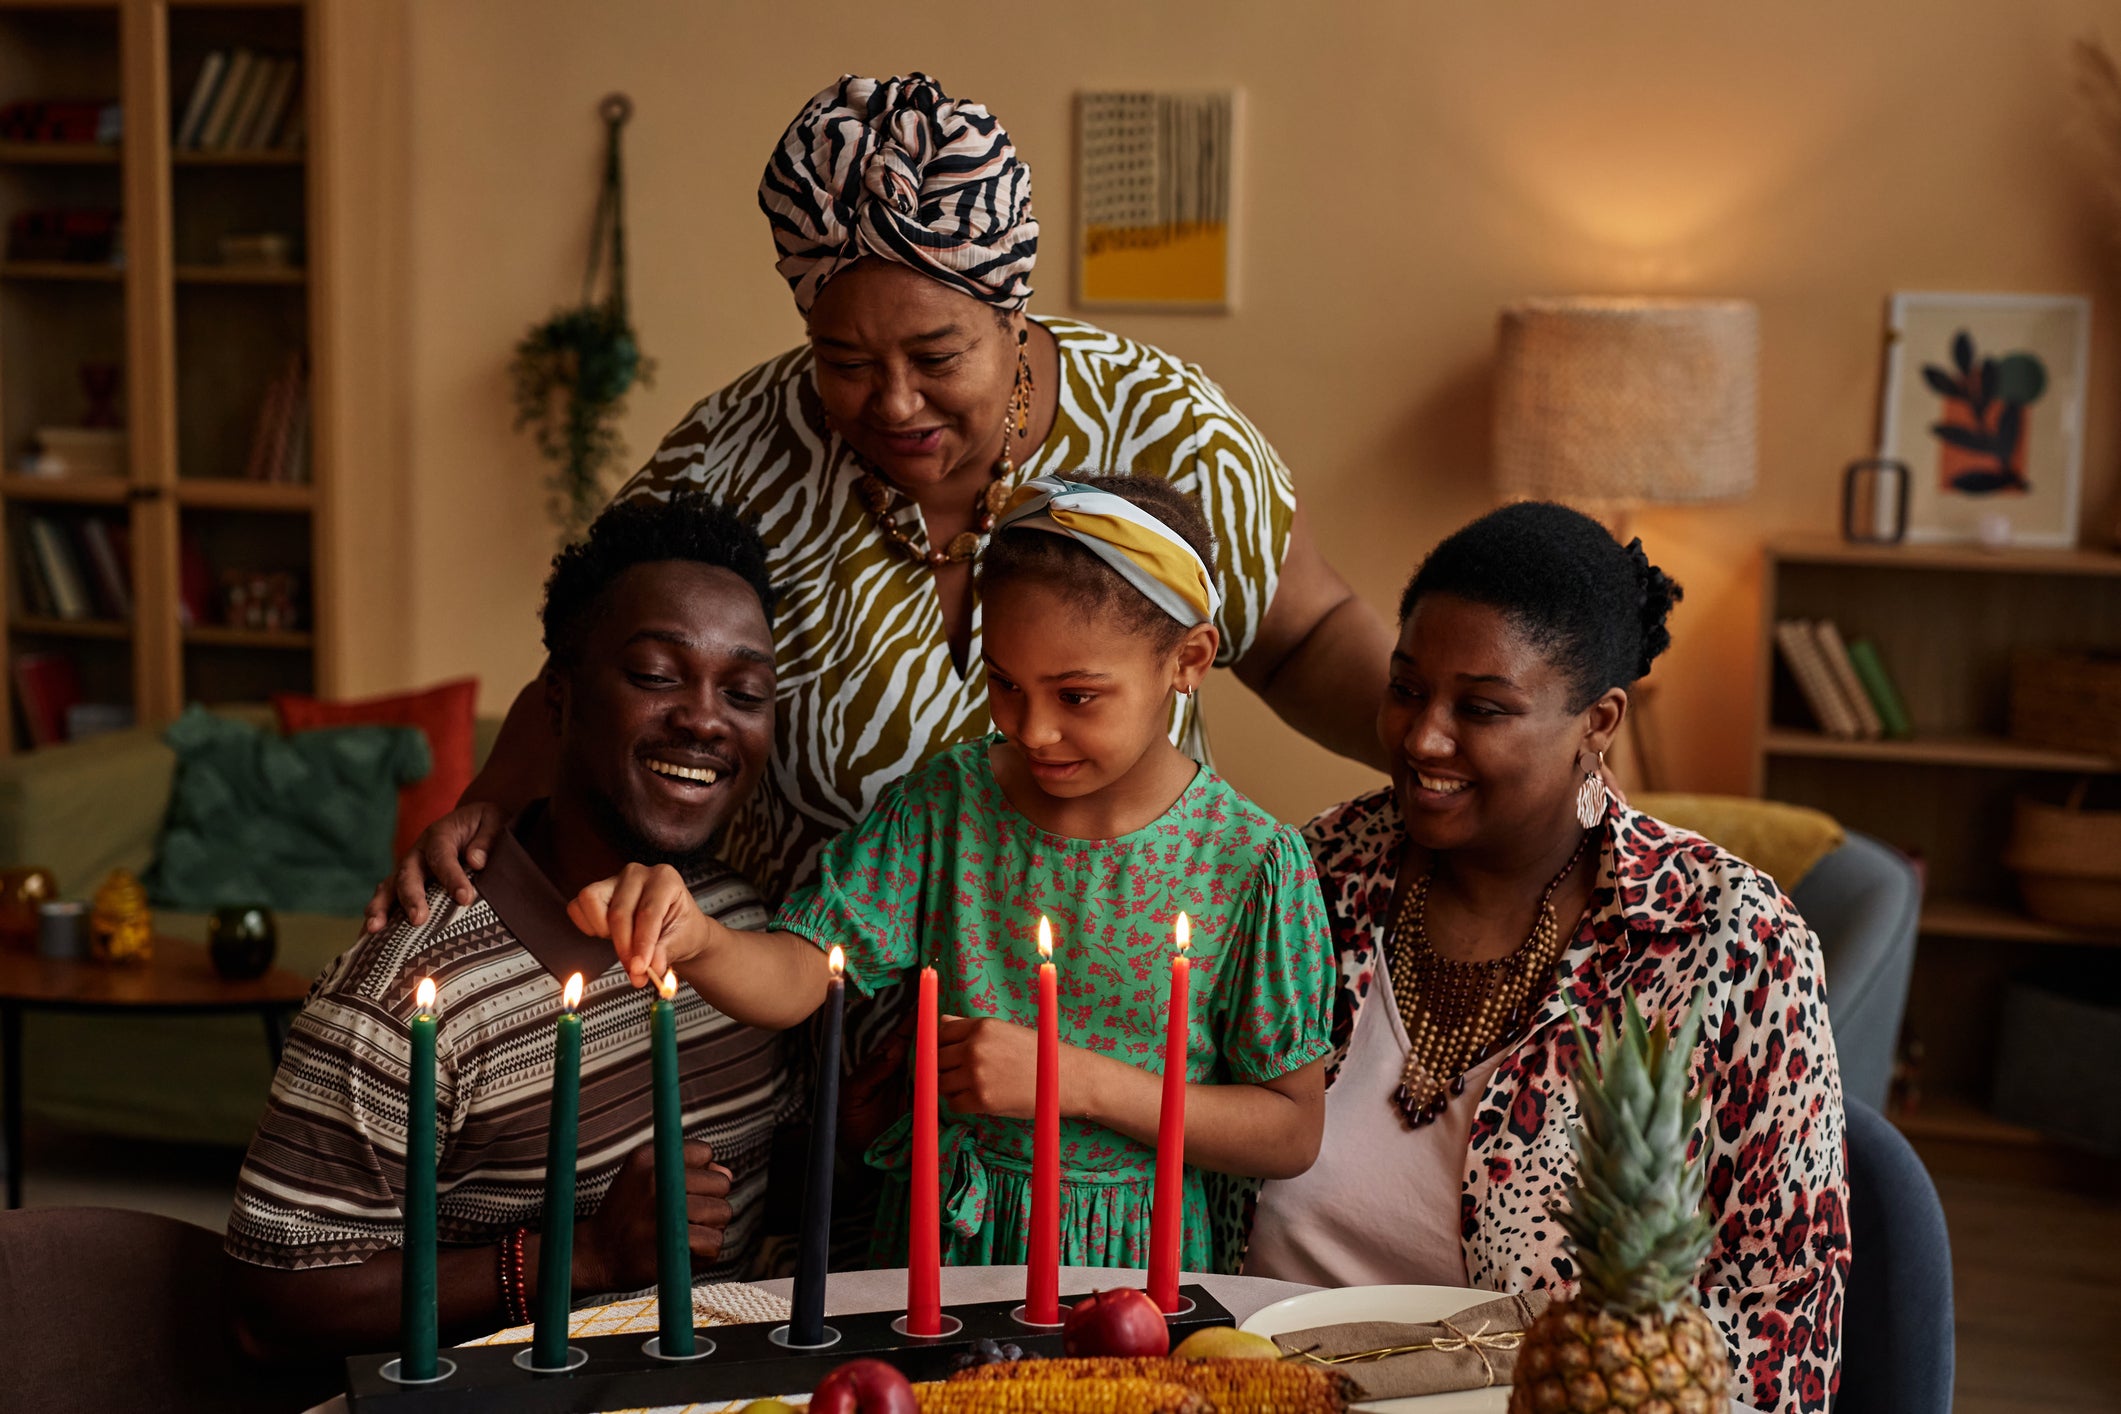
(567, 863, 715, 988)
(936, 1014, 1039, 1120)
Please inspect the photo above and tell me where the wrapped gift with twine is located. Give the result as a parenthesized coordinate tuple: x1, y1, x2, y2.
(1273, 1290, 1550, 1398)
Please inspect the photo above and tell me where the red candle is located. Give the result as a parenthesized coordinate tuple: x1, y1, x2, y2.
(1025, 915, 1062, 1324)
(906, 965, 943, 1335)
(1147, 912, 1191, 1312)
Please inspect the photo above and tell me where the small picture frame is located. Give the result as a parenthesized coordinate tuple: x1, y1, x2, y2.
(1877, 291, 2092, 548)
(1074, 90, 1240, 313)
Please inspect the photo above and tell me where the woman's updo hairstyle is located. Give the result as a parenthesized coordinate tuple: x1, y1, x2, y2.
(1398, 501, 1682, 711)
(979, 473, 1217, 653)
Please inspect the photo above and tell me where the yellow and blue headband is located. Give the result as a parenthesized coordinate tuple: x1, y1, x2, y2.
(992, 476, 1219, 627)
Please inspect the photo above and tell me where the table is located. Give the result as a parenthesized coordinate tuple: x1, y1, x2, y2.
(0, 935, 313, 1208)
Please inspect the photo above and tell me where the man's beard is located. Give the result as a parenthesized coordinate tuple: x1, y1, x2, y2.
(584, 788, 720, 876)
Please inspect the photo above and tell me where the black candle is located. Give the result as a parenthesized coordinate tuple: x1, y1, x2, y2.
(788, 947, 844, 1345)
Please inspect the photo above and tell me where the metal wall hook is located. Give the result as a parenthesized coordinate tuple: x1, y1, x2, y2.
(600, 92, 633, 126)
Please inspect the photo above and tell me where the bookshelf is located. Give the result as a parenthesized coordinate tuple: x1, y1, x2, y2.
(1753, 535, 2121, 1151)
(0, 0, 327, 751)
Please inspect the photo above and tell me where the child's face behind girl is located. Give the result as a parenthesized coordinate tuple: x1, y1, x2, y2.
(981, 578, 1217, 831)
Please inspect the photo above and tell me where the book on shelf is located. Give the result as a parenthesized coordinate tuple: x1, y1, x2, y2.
(77, 518, 130, 620)
(64, 701, 132, 742)
(1845, 639, 1915, 740)
(1774, 618, 1862, 739)
(1811, 620, 1883, 740)
(12, 650, 80, 748)
(195, 49, 255, 151)
(240, 58, 300, 151)
(242, 352, 311, 483)
(177, 532, 214, 629)
(219, 53, 277, 152)
(275, 103, 305, 154)
(12, 521, 52, 619)
(174, 51, 227, 149)
(26, 517, 92, 621)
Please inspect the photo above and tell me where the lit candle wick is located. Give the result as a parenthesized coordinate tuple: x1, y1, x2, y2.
(828, 945, 845, 979)
(415, 976, 437, 1013)
(1037, 914, 1053, 962)
(1175, 911, 1190, 955)
(657, 969, 677, 1001)
(563, 972, 584, 1011)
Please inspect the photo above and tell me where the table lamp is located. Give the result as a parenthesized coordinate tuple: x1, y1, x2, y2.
(1491, 297, 1760, 787)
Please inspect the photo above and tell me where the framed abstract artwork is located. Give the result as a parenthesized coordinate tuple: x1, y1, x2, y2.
(1075, 90, 1239, 312)
(1877, 291, 2092, 547)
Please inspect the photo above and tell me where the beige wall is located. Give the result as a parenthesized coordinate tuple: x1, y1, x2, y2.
(327, 0, 2121, 825)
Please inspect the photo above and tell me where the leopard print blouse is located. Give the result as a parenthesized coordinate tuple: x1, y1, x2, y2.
(1279, 788, 1849, 1414)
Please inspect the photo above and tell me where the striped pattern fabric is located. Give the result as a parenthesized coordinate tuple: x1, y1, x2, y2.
(759, 73, 1037, 314)
(226, 863, 793, 1279)
(618, 316, 1297, 910)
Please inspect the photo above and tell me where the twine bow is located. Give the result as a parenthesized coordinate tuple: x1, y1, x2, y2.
(1283, 1295, 1545, 1391)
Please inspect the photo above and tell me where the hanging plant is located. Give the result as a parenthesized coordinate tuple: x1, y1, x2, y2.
(510, 94, 653, 540)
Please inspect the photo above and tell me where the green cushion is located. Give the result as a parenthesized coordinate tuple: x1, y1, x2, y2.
(144, 705, 431, 916)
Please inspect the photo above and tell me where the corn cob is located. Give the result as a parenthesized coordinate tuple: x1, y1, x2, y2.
(950, 1356, 1354, 1413)
(914, 1375, 1207, 1413)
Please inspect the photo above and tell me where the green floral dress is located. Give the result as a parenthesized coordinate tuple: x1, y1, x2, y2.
(772, 737, 1334, 1274)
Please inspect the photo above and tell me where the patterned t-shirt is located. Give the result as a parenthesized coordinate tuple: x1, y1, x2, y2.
(771, 737, 1335, 1273)
(225, 811, 794, 1285)
(617, 317, 1297, 907)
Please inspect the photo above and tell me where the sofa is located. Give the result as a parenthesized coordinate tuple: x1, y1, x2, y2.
(0, 707, 499, 1146)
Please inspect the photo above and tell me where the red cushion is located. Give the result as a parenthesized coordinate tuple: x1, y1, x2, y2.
(273, 678, 480, 859)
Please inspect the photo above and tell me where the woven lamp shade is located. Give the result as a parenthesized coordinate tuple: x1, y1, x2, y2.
(1492, 298, 1759, 504)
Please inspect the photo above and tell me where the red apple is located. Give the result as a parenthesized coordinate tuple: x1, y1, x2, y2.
(810, 1357, 917, 1414)
(1062, 1287, 1170, 1359)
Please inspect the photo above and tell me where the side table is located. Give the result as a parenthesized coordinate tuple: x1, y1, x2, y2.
(0, 935, 313, 1208)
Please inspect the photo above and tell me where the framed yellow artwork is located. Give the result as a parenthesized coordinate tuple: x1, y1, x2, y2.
(1075, 90, 1239, 313)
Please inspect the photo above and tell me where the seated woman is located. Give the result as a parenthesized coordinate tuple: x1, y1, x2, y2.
(1245, 502, 1847, 1414)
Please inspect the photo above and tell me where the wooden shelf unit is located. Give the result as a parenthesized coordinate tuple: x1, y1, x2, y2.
(0, 0, 327, 751)
(1754, 538, 2121, 1145)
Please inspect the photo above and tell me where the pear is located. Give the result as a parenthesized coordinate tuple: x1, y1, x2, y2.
(1171, 1326, 1282, 1361)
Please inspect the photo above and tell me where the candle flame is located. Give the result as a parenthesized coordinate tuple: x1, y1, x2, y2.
(657, 969, 677, 1001)
(563, 973, 584, 1010)
(1037, 914, 1052, 961)
(415, 977, 436, 1010)
(828, 945, 845, 978)
(1175, 912, 1190, 955)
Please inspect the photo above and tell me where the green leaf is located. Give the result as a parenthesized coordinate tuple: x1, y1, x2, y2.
(1991, 353, 2046, 405)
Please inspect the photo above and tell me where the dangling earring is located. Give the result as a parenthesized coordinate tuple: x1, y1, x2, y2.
(1576, 750, 1610, 829)
(1008, 333, 1034, 442)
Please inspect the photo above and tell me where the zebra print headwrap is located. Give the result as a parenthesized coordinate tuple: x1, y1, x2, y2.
(759, 74, 1038, 315)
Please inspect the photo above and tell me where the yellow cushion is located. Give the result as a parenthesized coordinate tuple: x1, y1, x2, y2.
(1634, 793, 1847, 890)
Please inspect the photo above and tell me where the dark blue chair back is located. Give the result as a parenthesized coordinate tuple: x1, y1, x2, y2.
(1838, 1098, 1953, 1414)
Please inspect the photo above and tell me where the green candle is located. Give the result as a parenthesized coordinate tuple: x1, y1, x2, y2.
(532, 973, 585, 1370)
(650, 971, 693, 1355)
(400, 977, 439, 1380)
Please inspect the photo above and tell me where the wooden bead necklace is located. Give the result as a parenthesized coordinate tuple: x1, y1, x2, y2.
(1387, 828, 1592, 1128)
(855, 343, 1034, 568)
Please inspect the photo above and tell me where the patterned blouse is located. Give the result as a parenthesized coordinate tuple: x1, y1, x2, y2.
(772, 736, 1335, 1272)
(1291, 789, 1849, 1414)
(617, 317, 1297, 908)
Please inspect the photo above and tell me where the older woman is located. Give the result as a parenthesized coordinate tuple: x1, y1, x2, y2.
(1243, 503, 1847, 1414)
(370, 72, 1389, 922)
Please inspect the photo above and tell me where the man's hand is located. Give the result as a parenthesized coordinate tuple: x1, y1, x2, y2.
(572, 1141, 733, 1295)
(936, 1014, 1040, 1120)
(364, 802, 511, 933)
(568, 864, 716, 988)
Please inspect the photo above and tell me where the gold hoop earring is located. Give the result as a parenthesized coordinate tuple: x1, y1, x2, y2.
(1576, 750, 1610, 829)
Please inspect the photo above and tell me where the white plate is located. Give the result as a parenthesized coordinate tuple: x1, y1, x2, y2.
(1240, 1284, 1510, 1414)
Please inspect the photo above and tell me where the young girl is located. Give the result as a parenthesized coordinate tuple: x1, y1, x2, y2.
(571, 474, 1333, 1272)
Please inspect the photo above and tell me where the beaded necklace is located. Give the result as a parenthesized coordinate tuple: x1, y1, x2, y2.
(1386, 828, 1592, 1128)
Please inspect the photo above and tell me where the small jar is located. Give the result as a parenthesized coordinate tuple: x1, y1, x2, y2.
(208, 905, 278, 981)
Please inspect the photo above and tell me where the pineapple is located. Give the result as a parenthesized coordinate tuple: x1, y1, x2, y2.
(1509, 992, 1730, 1414)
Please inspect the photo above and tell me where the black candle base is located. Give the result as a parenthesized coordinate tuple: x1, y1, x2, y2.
(345, 1284, 1232, 1412)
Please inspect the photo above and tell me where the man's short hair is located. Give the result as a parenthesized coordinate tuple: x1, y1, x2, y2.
(540, 491, 777, 666)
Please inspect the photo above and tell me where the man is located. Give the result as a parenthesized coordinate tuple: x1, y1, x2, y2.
(228, 491, 790, 1361)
